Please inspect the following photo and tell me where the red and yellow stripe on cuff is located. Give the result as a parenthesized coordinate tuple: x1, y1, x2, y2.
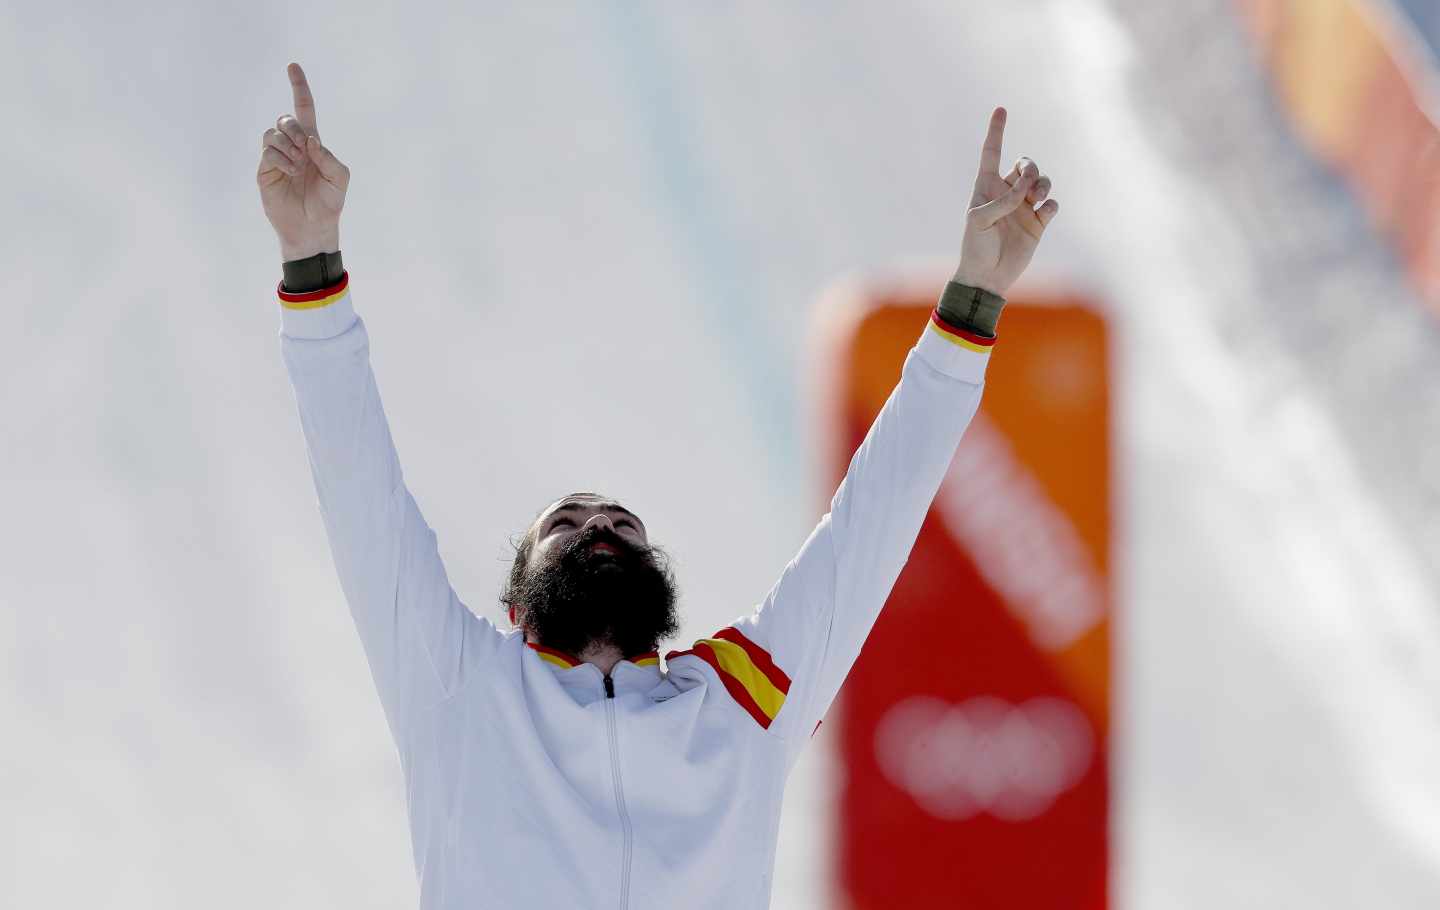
(928, 309, 997, 353)
(277, 272, 350, 310)
(667, 626, 791, 729)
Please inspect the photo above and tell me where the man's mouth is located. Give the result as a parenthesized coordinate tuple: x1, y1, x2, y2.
(590, 541, 619, 556)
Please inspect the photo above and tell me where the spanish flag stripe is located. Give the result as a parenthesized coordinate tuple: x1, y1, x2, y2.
(928, 310, 996, 353)
(535, 651, 576, 670)
(711, 626, 791, 694)
(693, 642, 774, 729)
(277, 272, 350, 310)
(699, 638, 787, 721)
(931, 309, 996, 346)
(526, 642, 581, 667)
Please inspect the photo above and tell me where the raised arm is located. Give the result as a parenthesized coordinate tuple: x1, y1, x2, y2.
(707, 108, 1058, 766)
(258, 64, 501, 748)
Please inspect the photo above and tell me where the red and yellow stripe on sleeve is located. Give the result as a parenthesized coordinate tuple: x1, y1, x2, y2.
(927, 309, 997, 354)
(668, 626, 791, 729)
(277, 272, 350, 310)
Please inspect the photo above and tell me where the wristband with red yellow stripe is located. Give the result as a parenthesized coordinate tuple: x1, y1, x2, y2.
(277, 270, 356, 341)
(936, 280, 1004, 338)
(913, 287, 997, 386)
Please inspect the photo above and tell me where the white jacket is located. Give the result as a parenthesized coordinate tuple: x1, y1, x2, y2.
(277, 273, 992, 909)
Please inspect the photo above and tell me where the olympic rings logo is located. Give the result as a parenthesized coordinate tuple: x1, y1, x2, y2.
(873, 695, 1095, 821)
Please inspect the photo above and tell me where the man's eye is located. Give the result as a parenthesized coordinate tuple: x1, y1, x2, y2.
(550, 518, 574, 530)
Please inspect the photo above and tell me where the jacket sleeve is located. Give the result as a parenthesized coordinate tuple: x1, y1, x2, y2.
(693, 308, 992, 769)
(277, 273, 504, 748)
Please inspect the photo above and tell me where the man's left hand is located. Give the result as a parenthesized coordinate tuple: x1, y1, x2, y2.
(953, 107, 1059, 298)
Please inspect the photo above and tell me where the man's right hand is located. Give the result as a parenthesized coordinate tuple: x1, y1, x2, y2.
(257, 62, 350, 262)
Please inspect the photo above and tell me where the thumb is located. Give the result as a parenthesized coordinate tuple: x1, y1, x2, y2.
(969, 172, 1034, 229)
(305, 135, 350, 188)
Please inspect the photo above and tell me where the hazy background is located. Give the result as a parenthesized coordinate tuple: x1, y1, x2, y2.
(6, 0, 1440, 906)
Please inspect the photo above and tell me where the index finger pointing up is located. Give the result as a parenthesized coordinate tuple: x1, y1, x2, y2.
(978, 106, 1006, 176)
(288, 62, 318, 134)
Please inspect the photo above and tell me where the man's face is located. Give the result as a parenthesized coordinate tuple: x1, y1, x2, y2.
(532, 497, 649, 566)
(510, 495, 680, 659)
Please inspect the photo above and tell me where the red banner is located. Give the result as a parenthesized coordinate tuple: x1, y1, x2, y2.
(820, 284, 1110, 908)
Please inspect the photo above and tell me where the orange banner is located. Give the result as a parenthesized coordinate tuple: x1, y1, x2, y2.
(819, 282, 1110, 908)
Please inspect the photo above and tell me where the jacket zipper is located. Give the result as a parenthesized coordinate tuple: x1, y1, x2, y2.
(603, 674, 632, 909)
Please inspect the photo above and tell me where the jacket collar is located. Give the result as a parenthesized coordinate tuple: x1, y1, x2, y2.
(524, 641, 662, 691)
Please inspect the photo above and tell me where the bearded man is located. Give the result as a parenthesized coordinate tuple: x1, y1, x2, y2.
(260, 62, 1057, 910)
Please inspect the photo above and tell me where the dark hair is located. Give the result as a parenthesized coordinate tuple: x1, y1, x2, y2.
(499, 526, 535, 621)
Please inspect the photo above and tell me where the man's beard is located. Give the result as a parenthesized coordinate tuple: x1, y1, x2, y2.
(514, 525, 680, 660)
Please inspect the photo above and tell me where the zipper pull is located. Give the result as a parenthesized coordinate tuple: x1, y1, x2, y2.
(604, 675, 615, 698)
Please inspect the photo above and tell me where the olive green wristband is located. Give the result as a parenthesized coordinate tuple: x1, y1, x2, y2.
(281, 250, 345, 293)
(936, 281, 1005, 338)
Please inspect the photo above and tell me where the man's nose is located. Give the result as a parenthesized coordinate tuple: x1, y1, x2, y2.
(582, 513, 614, 535)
